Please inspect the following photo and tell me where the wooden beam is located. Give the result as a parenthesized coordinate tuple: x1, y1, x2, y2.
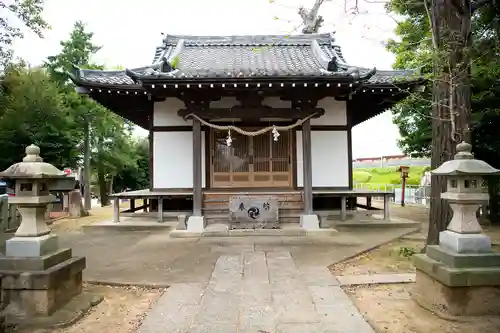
(178, 107, 325, 120)
(302, 118, 313, 215)
(192, 118, 203, 216)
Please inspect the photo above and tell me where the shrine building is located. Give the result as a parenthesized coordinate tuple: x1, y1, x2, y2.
(70, 32, 424, 231)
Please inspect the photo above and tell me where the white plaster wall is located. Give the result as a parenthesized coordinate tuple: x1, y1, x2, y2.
(296, 130, 349, 187)
(153, 131, 206, 188)
(153, 97, 345, 126)
(311, 98, 347, 126)
(154, 98, 192, 126)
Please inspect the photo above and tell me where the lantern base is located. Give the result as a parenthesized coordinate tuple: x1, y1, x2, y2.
(0, 248, 86, 317)
(439, 230, 491, 253)
(413, 245, 500, 316)
(6, 234, 59, 257)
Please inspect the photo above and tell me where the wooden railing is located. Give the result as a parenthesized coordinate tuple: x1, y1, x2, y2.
(0, 196, 20, 233)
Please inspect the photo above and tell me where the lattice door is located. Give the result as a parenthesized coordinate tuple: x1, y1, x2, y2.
(211, 129, 292, 188)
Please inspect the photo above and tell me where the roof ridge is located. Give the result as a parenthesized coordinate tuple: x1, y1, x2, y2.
(161, 33, 334, 45)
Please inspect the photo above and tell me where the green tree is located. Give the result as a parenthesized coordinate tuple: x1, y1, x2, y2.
(1, 0, 49, 65)
(113, 138, 149, 193)
(386, 1, 500, 227)
(45, 21, 138, 206)
(0, 64, 80, 170)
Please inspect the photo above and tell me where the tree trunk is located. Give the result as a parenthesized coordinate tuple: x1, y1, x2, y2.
(426, 0, 472, 246)
(97, 162, 108, 207)
(83, 117, 92, 211)
(487, 176, 500, 224)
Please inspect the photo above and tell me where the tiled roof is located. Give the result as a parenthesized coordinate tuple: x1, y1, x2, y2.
(74, 33, 420, 86)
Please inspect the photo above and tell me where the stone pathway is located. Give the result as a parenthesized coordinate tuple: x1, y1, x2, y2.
(138, 251, 374, 333)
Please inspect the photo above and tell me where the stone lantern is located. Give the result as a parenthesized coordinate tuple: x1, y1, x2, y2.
(0, 145, 88, 322)
(413, 141, 500, 317)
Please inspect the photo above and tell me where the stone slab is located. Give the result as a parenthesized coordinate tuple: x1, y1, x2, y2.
(307, 285, 374, 333)
(414, 269, 500, 316)
(413, 253, 500, 287)
(439, 230, 492, 253)
(336, 273, 416, 286)
(138, 283, 205, 333)
(0, 248, 72, 271)
(6, 234, 59, 257)
(299, 266, 341, 287)
(229, 196, 278, 224)
(6, 290, 103, 329)
(300, 214, 320, 230)
(426, 245, 500, 268)
(186, 216, 205, 232)
(1, 256, 86, 290)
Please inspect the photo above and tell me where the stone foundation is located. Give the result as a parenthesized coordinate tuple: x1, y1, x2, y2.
(413, 245, 500, 317)
(413, 270, 500, 316)
(0, 249, 86, 317)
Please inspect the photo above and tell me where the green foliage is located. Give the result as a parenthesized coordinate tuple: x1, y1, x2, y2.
(1, 0, 50, 65)
(0, 65, 81, 170)
(113, 138, 149, 192)
(398, 246, 417, 258)
(387, 0, 500, 223)
(386, 1, 500, 166)
(45, 21, 102, 86)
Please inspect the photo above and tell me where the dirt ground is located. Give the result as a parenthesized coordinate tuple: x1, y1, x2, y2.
(22, 284, 164, 333)
(50, 200, 134, 233)
(335, 204, 500, 333)
(329, 238, 423, 275)
(346, 283, 500, 333)
(330, 204, 500, 276)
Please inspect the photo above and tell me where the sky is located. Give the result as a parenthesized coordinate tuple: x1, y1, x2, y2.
(12, 0, 403, 159)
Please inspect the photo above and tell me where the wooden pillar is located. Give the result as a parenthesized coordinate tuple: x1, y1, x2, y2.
(366, 196, 372, 208)
(158, 197, 164, 222)
(112, 197, 120, 223)
(130, 199, 135, 211)
(143, 199, 148, 212)
(302, 119, 313, 215)
(192, 117, 203, 216)
(340, 196, 347, 221)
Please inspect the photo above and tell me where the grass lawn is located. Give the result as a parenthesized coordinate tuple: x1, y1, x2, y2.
(353, 165, 429, 189)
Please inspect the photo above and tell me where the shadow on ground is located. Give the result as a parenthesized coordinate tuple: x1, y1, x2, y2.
(44, 226, 417, 286)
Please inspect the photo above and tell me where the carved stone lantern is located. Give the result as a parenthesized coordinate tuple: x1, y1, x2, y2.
(431, 141, 499, 252)
(0, 144, 88, 321)
(412, 142, 500, 317)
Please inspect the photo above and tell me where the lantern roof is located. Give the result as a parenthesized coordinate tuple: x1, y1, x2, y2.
(0, 145, 67, 179)
(432, 142, 500, 176)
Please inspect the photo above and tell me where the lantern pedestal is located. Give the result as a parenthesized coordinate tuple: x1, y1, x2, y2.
(413, 245, 500, 316)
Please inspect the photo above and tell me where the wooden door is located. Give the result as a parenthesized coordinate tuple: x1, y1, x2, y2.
(210, 129, 293, 188)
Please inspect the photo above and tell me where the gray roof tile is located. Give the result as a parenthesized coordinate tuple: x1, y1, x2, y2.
(75, 33, 421, 86)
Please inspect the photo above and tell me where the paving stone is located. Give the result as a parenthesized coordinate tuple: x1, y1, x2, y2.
(299, 266, 341, 286)
(308, 286, 374, 333)
(276, 322, 325, 333)
(243, 251, 268, 282)
(273, 292, 319, 323)
(186, 322, 238, 333)
(139, 251, 375, 332)
(238, 304, 276, 332)
(336, 273, 416, 286)
(138, 283, 205, 333)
